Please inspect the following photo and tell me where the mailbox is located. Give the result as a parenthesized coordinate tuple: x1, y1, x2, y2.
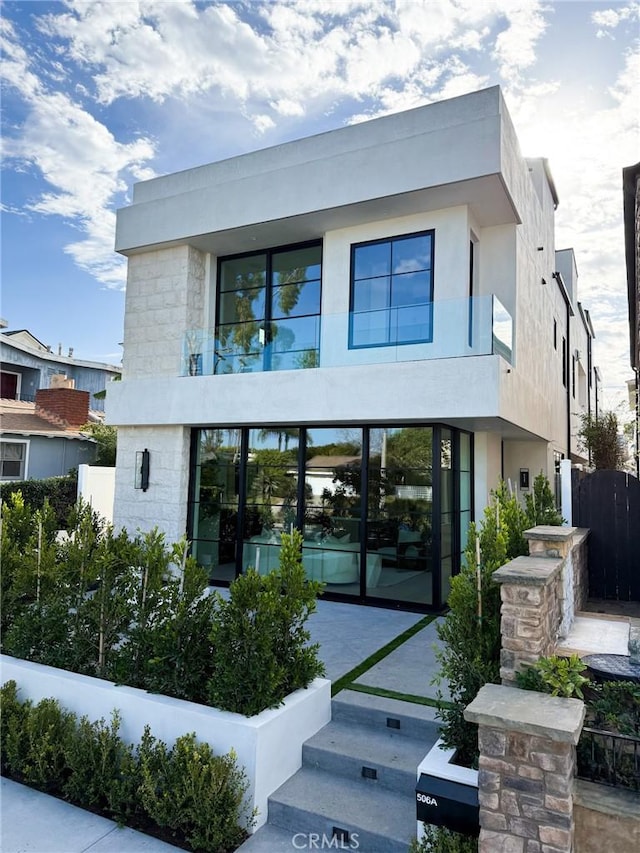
(415, 773, 479, 837)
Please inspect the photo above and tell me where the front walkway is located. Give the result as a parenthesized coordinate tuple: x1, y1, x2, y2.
(1, 599, 449, 853)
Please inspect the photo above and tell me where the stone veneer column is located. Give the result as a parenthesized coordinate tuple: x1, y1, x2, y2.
(465, 683, 585, 853)
(524, 527, 589, 617)
(493, 556, 564, 685)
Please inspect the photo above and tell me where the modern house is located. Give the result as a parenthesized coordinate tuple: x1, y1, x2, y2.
(1, 327, 121, 412)
(109, 86, 598, 611)
(0, 386, 96, 480)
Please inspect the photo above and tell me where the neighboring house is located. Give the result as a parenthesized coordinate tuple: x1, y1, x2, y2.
(623, 161, 640, 479)
(0, 387, 96, 480)
(109, 85, 599, 611)
(1, 327, 121, 412)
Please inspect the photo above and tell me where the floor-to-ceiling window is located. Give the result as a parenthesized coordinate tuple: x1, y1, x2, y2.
(189, 428, 242, 583)
(242, 428, 300, 575)
(215, 242, 322, 374)
(188, 424, 471, 610)
(366, 427, 433, 604)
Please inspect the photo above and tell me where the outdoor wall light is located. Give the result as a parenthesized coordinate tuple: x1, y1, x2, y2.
(135, 449, 150, 492)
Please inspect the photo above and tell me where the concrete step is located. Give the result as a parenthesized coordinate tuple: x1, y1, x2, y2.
(303, 719, 435, 796)
(237, 823, 302, 851)
(267, 766, 415, 853)
(331, 689, 441, 742)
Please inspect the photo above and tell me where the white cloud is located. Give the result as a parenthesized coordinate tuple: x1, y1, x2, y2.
(2, 0, 637, 401)
(492, 1, 550, 83)
(36, 0, 548, 124)
(1, 17, 155, 289)
(592, 1, 640, 37)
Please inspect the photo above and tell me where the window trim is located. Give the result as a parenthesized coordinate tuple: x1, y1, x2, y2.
(348, 229, 435, 350)
(0, 438, 29, 480)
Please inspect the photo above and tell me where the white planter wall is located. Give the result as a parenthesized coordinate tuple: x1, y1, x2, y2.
(0, 655, 331, 831)
(416, 737, 479, 842)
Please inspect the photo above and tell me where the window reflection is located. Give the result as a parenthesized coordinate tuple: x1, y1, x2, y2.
(189, 424, 470, 610)
(216, 244, 321, 374)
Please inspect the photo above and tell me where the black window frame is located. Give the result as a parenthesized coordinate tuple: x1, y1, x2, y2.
(348, 229, 435, 350)
(214, 239, 323, 374)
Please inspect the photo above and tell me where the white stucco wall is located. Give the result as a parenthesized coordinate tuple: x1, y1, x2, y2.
(108, 86, 593, 541)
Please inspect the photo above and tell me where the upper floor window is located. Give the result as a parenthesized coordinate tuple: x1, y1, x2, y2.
(1, 440, 27, 479)
(349, 231, 434, 348)
(215, 242, 321, 374)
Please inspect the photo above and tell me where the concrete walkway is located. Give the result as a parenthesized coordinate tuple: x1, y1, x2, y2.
(1, 600, 446, 853)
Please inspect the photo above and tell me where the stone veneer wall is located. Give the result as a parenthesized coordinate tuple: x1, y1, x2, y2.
(493, 526, 589, 685)
(465, 683, 585, 853)
(573, 780, 640, 852)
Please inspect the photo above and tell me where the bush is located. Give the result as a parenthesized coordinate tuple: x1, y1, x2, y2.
(138, 729, 254, 851)
(109, 539, 218, 703)
(434, 478, 561, 767)
(0, 681, 253, 852)
(62, 711, 140, 821)
(10, 694, 76, 792)
(410, 824, 477, 852)
(208, 530, 325, 716)
(516, 654, 589, 698)
(0, 680, 32, 778)
(586, 680, 640, 736)
(2, 502, 325, 717)
(578, 411, 625, 470)
(0, 476, 77, 527)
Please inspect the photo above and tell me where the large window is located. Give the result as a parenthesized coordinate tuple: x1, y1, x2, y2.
(350, 231, 434, 348)
(1, 441, 27, 479)
(188, 423, 470, 610)
(215, 242, 322, 374)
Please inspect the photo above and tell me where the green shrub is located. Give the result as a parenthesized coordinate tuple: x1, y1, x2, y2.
(19, 697, 76, 792)
(434, 478, 561, 767)
(138, 729, 253, 851)
(516, 654, 589, 699)
(1, 494, 60, 639)
(110, 540, 217, 702)
(585, 680, 640, 736)
(410, 824, 477, 852)
(0, 680, 32, 777)
(525, 472, 564, 526)
(208, 530, 325, 716)
(0, 476, 77, 527)
(1, 684, 253, 851)
(2, 501, 324, 717)
(62, 711, 139, 821)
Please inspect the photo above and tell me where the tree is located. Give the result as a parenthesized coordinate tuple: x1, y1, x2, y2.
(81, 422, 117, 466)
(578, 411, 624, 470)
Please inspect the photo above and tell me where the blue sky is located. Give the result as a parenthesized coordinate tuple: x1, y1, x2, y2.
(1, 0, 638, 410)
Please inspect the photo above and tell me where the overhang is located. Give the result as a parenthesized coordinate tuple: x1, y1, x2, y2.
(116, 87, 524, 256)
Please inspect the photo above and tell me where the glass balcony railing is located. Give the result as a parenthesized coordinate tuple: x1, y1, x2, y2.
(181, 294, 512, 377)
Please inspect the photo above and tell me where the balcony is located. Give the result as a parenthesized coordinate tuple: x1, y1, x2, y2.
(181, 294, 512, 377)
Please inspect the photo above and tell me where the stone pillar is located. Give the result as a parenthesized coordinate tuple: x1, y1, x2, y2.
(465, 683, 585, 853)
(524, 527, 589, 617)
(493, 556, 564, 685)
